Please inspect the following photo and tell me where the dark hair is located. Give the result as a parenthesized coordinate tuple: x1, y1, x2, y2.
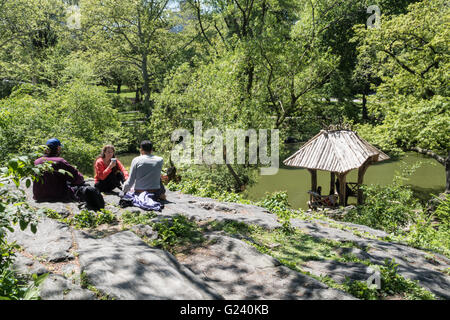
(140, 140, 153, 153)
(45, 145, 60, 157)
(98, 145, 116, 159)
(94, 145, 116, 170)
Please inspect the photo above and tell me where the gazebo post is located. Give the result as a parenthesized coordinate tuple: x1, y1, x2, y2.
(338, 172, 348, 206)
(308, 169, 317, 201)
(357, 158, 372, 205)
(330, 172, 335, 195)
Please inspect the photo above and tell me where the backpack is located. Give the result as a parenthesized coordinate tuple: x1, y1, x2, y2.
(75, 185, 105, 211)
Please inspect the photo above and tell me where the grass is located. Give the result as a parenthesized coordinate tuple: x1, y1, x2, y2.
(202, 220, 437, 300)
(104, 85, 136, 98)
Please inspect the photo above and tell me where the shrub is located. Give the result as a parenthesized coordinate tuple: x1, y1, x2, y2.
(257, 191, 295, 233)
(167, 179, 250, 204)
(344, 183, 420, 234)
(174, 164, 258, 194)
(342, 165, 449, 256)
(344, 259, 436, 300)
(433, 194, 450, 225)
(0, 152, 50, 299)
(0, 81, 121, 175)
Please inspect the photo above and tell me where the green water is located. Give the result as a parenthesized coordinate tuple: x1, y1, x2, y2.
(117, 149, 446, 210)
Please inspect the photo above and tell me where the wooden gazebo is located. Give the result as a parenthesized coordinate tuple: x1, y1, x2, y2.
(283, 128, 389, 206)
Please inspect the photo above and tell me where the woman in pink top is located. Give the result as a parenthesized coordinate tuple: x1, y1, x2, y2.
(94, 145, 129, 193)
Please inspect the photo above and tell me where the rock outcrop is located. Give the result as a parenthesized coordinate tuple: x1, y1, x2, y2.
(6, 181, 450, 300)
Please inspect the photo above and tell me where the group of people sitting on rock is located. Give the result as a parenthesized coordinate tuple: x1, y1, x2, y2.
(32, 138, 167, 211)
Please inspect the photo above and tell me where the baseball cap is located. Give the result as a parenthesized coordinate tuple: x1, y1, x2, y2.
(46, 138, 63, 148)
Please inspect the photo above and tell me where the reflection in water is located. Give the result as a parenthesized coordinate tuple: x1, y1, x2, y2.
(118, 148, 446, 210)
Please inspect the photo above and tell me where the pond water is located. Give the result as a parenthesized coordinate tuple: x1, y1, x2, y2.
(117, 147, 446, 210)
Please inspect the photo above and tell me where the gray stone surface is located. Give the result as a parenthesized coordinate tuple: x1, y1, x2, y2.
(74, 230, 223, 300)
(12, 254, 49, 276)
(335, 247, 372, 261)
(130, 224, 158, 240)
(7, 216, 73, 263)
(301, 260, 374, 284)
(162, 192, 279, 229)
(178, 234, 356, 300)
(40, 274, 96, 300)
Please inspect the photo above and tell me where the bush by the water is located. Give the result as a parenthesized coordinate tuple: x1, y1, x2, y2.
(343, 167, 449, 257)
(343, 183, 420, 234)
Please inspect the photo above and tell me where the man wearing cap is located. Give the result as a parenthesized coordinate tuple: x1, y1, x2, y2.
(33, 138, 89, 203)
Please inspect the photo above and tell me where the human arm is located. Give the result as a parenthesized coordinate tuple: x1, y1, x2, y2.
(61, 159, 84, 186)
(116, 160, 129, 180)
(122, 158, 137, 194)
(94, 158, 114, 181)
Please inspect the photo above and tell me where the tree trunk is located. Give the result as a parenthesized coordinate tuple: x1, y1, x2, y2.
(116, 79, 122, 94)
(223, 145, 244, 192)
(446, 151, 450, 193)
(362, 93, 368, 121)
(135, 85, 141, 103)
(357, 159, 371, 204)
(141, 54, 151, 114)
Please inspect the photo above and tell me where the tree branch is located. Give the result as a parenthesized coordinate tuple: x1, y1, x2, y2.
(409, 147, 445, 166)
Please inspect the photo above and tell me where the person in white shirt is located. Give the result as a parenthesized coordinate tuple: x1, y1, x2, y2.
(122, 140, 166, 200)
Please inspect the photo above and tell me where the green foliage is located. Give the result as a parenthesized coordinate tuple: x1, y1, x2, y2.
(397, 210, 450, 257)
(175, 164, 259, 195)
(151, 215, 205, 253)
(0, 267, 48, 300)
(0, 152, 50, 299)
(433, 194, 450, 225)
(0, 81, 14, 99)
(0, 0, 69, 85)
(167, 179, 251, 204)
(206, 220, 256, 237)
(121, 210, 157, 226)
(344, 164, 423, 234)
(41, 208, 61, 220)
(350, 259, 436, 300)
(258, 191, 290, 213)
(0, 80, 121, 174)
(345, 183, 420, 234)
(342, 164, 449, 256)
(354, 0, 449, 158)
(69, 209, 117, 229)
(344, 279, 379, 300)
(257, 191, 295, 234)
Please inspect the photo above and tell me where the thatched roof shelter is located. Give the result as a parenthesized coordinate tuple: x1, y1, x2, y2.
(283, 129, 389, 206)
